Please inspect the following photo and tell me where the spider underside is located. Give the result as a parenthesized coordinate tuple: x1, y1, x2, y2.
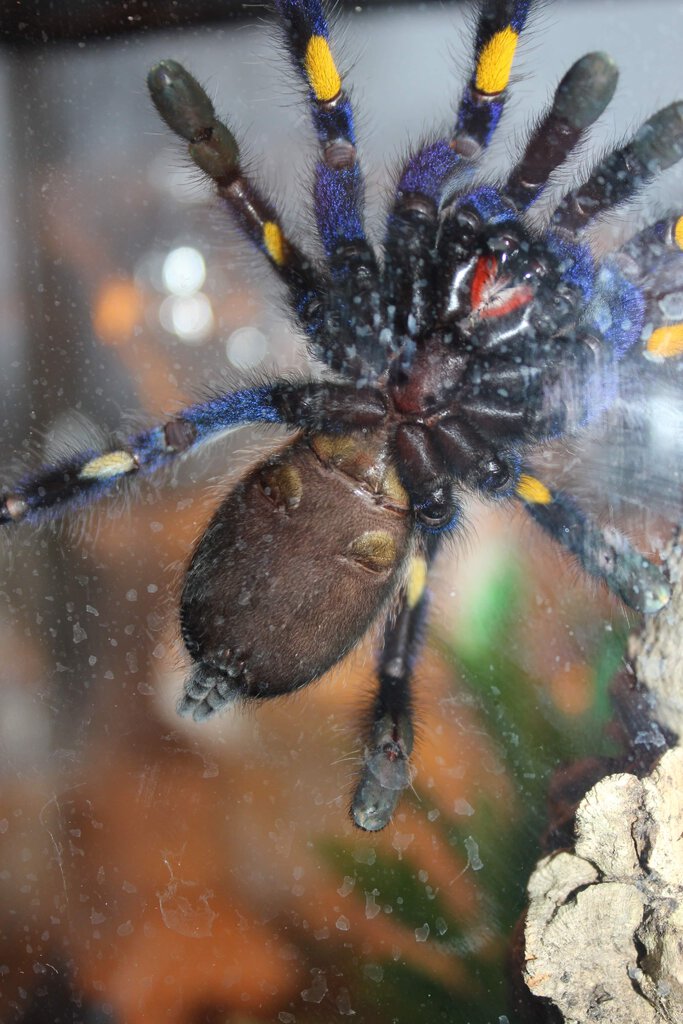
(3, 0, 682, 830)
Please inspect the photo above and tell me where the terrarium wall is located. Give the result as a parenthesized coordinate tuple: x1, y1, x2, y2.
(0, 2, 681, 1022)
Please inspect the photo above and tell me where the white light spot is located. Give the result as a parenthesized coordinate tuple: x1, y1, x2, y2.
(226, 326, 268, 369)
(159, 293, 214, 344)
(162, 246, 206, 296)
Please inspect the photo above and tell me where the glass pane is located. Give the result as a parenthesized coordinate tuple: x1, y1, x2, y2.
(1, 3, 681, 1022)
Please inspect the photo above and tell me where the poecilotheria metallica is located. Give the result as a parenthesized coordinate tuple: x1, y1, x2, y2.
(2, 0, 680, 830)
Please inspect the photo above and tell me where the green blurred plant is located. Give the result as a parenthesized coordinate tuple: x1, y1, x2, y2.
(320, 553, 628, 1023)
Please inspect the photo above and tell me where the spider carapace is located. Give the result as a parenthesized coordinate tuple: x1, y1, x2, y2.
(2, 0, 681, 829)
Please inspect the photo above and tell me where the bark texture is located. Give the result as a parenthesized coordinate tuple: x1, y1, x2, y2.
(522, 539, 683, 1023)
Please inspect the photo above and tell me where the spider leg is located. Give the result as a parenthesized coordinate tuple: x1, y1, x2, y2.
(518, 102, 683, 364)
(351, 541, 437, 832)
(385, 1, 534, 337)
(382, 191, 440, 344)
(515, 472, 670, 614)
(0, 380, 386, 526)
(274, 0, 376, 278)
(148, 61, 324, 339)
(551, 102, 683, 232)
(151, 56, 389, 378)
(454, 0, 533, 158)
(272, 0, 394, 376)
(613, 215, 683, 360)
(505, 52, 618, 211)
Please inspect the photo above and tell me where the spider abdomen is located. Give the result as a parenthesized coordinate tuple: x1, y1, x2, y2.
(178, 435, 413, 719)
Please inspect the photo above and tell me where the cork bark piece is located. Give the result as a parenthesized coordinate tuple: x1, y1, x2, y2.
(524, 747, 683, 1023)
(629, 540, 683, 742)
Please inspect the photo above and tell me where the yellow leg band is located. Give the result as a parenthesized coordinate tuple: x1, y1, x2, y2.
(79, 451, 137, 480)
(406, 556, 428, 609)
(304, 36, 341, 102)
(646, 323, 683, 359)
(516, 474, 552, 505)
(263, 221, 285, 266)
(475, 26, 519, 95)
(674, 216, 683, 250)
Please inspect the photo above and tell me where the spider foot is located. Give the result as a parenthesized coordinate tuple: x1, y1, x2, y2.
(178, 662, 240, 722)
(351, 711, 414, 832)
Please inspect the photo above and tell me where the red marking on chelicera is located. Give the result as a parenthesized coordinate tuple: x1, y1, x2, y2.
(470, 254, 497, 308)
(470, 254, 533, 319)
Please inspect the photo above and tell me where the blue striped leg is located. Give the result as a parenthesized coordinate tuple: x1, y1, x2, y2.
(453, 0, 533, 158)
(515, 472, 670, 614)
(384, 0, 534, 340)
(275, 0, 374, 278)
(1, 387, 281, 527)
(1, 381, 387, 527)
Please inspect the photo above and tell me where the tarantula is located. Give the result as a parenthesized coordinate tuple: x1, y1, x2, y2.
(2, 0, 680, 830)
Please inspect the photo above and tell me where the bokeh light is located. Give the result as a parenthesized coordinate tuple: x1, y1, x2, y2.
(161, 246, 206, 297)
(226, 326, 268, 369)
(159, 292, 214, 343)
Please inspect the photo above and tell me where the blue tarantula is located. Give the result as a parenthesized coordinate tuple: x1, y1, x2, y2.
(2, 0, 680, 830)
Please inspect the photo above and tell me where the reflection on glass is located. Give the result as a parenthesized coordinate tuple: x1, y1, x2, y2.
(0, 3, 681, 1023)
